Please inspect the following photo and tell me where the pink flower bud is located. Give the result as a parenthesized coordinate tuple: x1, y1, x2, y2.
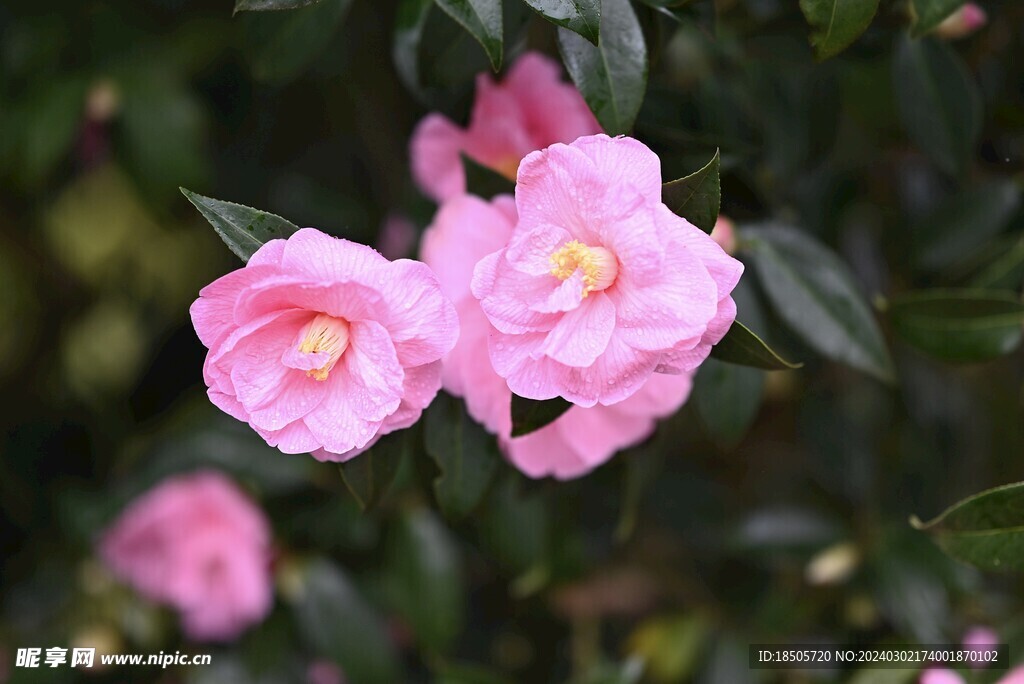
(934, 3, 987, 39)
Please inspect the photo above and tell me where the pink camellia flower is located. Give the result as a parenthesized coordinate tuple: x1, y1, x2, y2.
(934, 3, 987, 39)
(422, 194, 692, 479)
(470, 134, 743, 407)
(191, 228, 458, 462)
(100, 471, 272, 641)
(410, 52, 600, 202)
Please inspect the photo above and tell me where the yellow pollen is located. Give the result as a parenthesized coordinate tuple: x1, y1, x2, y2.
(548, 240, 618, 297)
(298, 313, 351, 381)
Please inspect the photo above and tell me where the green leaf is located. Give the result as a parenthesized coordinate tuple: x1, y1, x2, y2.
(972, 238, 1024, 290)
(435, 0, 504, 71)
(709, 320, 801, 370)
(912, 481, 1024, 571)
(892, 36, 981, 176)
(424, 392, 501, 519)
(234, 0, 322, 11)
(337, 430, 410, 512)
(694, 358, 765, 448)
(242, 0, 352, 84)
(914, 180, 1021, 271)
(742, 224, 895, 383)
(181, 189, 299, 263)
(510, 394, 572, 437)
(888, 289, 1024, 363)
(910, 0, 967, 38)
(522, 0, 600, 45)
(662, 149, 721, 234)
(289, 559, 404, 683)
(557, 0, 647, 136)
(394, 0, 435, 99)
(385, 509, 465, 652)
(462, 153, 516, 199)
(799, 0, 880, 61)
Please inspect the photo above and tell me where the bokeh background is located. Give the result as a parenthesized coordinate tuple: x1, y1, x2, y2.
(2, 0, 1024, 682)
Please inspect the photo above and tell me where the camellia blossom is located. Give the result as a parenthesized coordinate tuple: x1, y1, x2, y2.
(470, 134, 743, 407)
(422, 194, 692, 479)
(410, 52, 600, 202)
(191, 228, 458, 461)
(99, 471, 272, 641)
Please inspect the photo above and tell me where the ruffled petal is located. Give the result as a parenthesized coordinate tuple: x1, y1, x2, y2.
(343, 320, 405, 422)
(375, 259, 460, 367)
(190, 265, 277, 349)
(537, 292, 616, 367)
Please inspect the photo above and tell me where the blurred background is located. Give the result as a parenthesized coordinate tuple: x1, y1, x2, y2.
(1, 0, 1024, 682)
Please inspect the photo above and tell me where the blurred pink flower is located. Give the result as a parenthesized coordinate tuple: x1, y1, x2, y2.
(377, 213, 418, 261)
(100, 471, 272, 641)
(307, 660, 346, 684)
(963, 625, 1000, 669)
(422, 193, 692, 479)
(410, 52, 600, 202)
(710, 215, 737, 255)
(920, 669, 964, 684)
(470, 135, 743, 407)
(1000, 667, 1024, 684)
(191, 228, 458, 461)
(934, 3, 987, 39)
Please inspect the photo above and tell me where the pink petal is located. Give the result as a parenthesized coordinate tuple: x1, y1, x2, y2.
(190, 265, 277, 349)
(607, 238, 719, 351)
(420, 194, 517, 302)
(571, 134, 663, 202)
(374, 258, 460, 367)
(504, 52, 600, 147)
(248, 239, 287, 267)
(280, 229, 388, 285)
(378, 361, 444, 433)
(610, 371, 693, 418)
(502, 423, 590, 480)
(302, 377, 382, 455)
(254, 419, 322, 454)
(537, 292, 616, 367)
(464, 75, 534, 175)
(342, 320, 405, 422)
(657, 205, 744, 297)
(505, 224, 573, 277)
(515, 142, 608, 244)
(247, 370, 328, 432)
(410, 113, 468, 202)
(473, 250, 560, 334)
(657, 296, 737, 374)
(442, 300, 512, 436)
(232, 277, 382, 325)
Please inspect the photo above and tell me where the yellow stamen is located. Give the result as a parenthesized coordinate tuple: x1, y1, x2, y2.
(298, 313, 351, 381)
(549, 240, 618, 297)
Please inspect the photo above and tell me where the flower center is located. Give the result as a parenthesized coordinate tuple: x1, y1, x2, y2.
(298, 313, 351, 381)
(549, 240, 618, 297)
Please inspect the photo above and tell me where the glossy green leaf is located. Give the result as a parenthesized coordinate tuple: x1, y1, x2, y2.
(242, 0, 352, 84)
(181, 189, 298, 262)
(709, 320, 801, 370)
(912, 481, 1024, 571)
(888, 289, 1024, 363)
(435, 0, 504, 71)
(385, 509, 465, 652)
(910, 0, 967, 38)
(337, 430, 410, 512)
(662, 149, 720, 234)
(462, 153, 516, 199)
(892, 36, 981, 175)
(234, 0, 322, 11)
(510, 394, 572, 437)
(799, 0, 880, 61)
(522, 0, 600, 45)
(557, 0, 647, 136)
(290, 559, 404, 683)
(743, 224, 895, 383)
(393, 0, 436, 98)
(915, 180, 1021, 271)
(694, 359, 765, 448)
(425, 392, 501, 519)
